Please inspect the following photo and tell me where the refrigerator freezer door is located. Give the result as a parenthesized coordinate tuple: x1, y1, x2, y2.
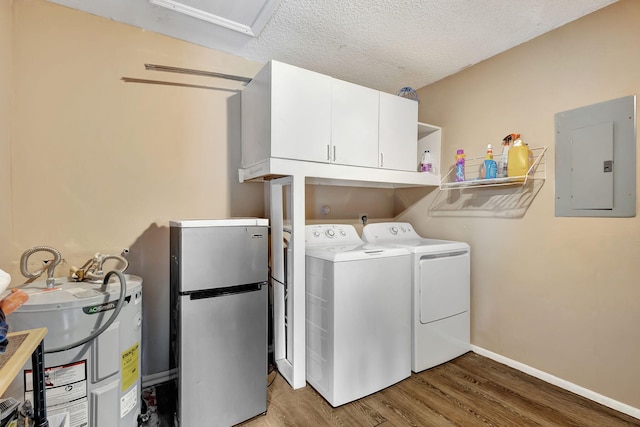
(177, 286, 267, 426)
(171, 225, 268, 293)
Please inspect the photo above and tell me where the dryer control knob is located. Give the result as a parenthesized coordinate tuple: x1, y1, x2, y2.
(326, 229, 335, 237)
(339, 230, 346, 236)
(390, 226, 398, 235)
(313, 231, 320, 238)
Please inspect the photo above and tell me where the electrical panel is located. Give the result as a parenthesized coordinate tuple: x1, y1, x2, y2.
(555, 95, 636, 217)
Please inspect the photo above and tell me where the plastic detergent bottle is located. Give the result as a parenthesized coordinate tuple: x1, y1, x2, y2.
(481, 144, 497, 179)
(455, 149, 465, 182)
(507, 139, 530, 177)
(419, 150, 433, 173)
(525, 140, 534, 174)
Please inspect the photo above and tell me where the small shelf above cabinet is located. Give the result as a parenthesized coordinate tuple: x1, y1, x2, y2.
(417, 122, 442, 176)
(440, 146, 547, 190)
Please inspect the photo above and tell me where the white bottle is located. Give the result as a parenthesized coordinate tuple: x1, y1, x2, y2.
(498, 140, 511, 178)
(420, 150, 433, 173)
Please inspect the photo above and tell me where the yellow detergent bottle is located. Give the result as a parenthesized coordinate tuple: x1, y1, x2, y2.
(507, 139, 530, 178)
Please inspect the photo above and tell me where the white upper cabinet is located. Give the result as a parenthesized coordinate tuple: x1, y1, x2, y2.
(331, 78, 379, 168)
(242, 60, 422, 173)
(242, 61, 332, 167)
(379, 91, 419, 171)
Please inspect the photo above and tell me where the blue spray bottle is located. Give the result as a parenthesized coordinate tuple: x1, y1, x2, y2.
(482, 144, 497, 179)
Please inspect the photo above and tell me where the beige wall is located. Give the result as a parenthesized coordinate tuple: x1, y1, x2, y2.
(1, 2, 12, 273)
(8, 0, 265, 375)
(306, 185, 394, 221)
(6, 0, 640, 410)
(408, 0, 640, 408)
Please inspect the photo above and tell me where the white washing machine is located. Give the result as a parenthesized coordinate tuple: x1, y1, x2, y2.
(305, 224, 411, 407)
(362, 222, 470, 373)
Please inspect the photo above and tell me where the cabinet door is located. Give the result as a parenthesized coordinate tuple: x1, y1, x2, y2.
(331, 78, 379, 167)
(378, 92, 418, 171)
(271, 61, 332, 163)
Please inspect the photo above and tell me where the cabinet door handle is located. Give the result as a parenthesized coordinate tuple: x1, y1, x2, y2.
(327, 144, 330, 161)
(333, 146, 336, 162)
(380, 152, 384, 167)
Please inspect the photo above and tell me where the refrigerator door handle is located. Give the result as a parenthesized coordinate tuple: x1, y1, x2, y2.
(186, 282, 266, 300)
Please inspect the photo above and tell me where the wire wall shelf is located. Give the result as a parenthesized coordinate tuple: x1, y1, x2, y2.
(440, 146, 547, 190)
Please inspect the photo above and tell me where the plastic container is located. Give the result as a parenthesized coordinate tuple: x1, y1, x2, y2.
(396, 87, 419, 102)
(498, 140, 511, 178)
(507, 139, 530, 177)
(525, 141, 534, 172)
(480, 144, 497, 179)
(455, 149, 465, 182)
(483, 159, 497, 179)
(419, 150, 433, 173)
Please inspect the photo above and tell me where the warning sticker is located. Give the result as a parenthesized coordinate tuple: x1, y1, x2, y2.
(120, 384, 138, 418)
(46, 398, 89, 427)
(25, 360, 86, 391)
(121, 342, 139, 392)
(24, 360, 89, 427)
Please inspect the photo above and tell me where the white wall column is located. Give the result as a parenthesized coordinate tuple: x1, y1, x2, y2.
(269, 175, 306, 389)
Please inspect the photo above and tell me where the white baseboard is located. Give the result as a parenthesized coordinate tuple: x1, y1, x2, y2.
(142, 369, 177, 388)
(471, 345, 640, 420)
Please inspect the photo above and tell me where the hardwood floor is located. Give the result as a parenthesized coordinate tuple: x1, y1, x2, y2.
(241, 352, 640, 427)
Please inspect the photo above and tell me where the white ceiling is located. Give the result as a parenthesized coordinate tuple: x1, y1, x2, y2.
(48, 0, 617, 93)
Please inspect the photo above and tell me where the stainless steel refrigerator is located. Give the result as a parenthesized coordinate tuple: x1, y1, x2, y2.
(170, 218, 269, 426)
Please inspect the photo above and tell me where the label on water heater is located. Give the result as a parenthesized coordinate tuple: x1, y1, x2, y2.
(120, 384, 137, 418)
(24, 360, 89, 427)
(47, 399, 89, 427)
(121, 342, 139, 392)
(82, 296, 131, 315)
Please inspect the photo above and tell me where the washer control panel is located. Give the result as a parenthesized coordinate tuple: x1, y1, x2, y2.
(362, 222, 420, 242)
(305, 224, 362, 245)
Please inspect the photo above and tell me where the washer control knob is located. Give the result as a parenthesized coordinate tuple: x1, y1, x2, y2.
(326, 229, 335, 237)
(313, 231, 320, 238)
(390, 226, 398, 235)
(339, 230, 346, 236)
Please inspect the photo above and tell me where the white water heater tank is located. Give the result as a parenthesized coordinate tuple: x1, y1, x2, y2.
(4, 275, 143, 426)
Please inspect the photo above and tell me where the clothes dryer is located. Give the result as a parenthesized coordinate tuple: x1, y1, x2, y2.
(305, 224, 411, 407)
(362, 222, 470, 373)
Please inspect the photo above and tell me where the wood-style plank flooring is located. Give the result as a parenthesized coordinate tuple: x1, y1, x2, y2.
(241, 352, 640, 427)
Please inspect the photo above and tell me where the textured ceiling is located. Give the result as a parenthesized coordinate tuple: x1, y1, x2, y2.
(48, 0, 618, 93)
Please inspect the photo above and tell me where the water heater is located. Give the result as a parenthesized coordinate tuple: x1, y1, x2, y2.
(4, 275, 143, 426)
